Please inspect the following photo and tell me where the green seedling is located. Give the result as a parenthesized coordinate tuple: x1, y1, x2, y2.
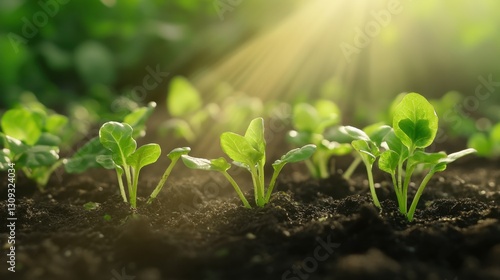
(65, 102, 157, 174)
(160, 76, 218, 142)
(287, 100, 354, 179)
(378, 93, 476, 221)
(467, 123, 500, 158)
(97, 121, 161, 208)
(339, 124, 391, 208)
(0, 106, 68, 190)
(182, 117, 316, 208)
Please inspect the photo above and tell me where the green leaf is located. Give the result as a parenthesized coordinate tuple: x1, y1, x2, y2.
(364, 124, 391, 146)
(36, 133, 61, 146)
(181, 155, 231, 172)
(167, 147, 191, 161)
(45, 114, 68, 135)
(292, 103, 319, 132)
(96, 155, 119, 170)
(2, 135, 29, 158)
(315, 100, 340, 125)
(1, 108, 43, 145)
(220, 132, 263, 165)
(99, 122, 137, 166)
(320, 140, 352, 156)
(407, 151, 447, 169)
(287, 130, 320, 146)
(393, 93, 438, 149)
(244, 117, 266, 154)
(383, 130, 409, 160)
(467, 133, 491, 157)
(273, 144, 316, 167)
(431, 148, 476, 173)
(124, 101, 156, 138)
(18, 146, 59, 168)
(127, 144, 161, 172)
(351, 139, 377, 165)
(378, 150, 399, 175)
(0, 149, 11, 170)
(167, 76, 202, 117)
(340, 126, 370, 141)
(65, 137, 110, 174)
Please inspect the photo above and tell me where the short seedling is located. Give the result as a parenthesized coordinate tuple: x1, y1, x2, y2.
(339, 124, 392, 208)
(96, 121, 189, 208)
(287, 100, 354, 179)
(467, 123, 500, 158)
(0, 106, 68, 190)
(182, 117, 316, 208)
(377, 93, 476, 221)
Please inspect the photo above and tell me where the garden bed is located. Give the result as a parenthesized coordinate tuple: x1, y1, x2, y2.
(1, 157, 499, 280)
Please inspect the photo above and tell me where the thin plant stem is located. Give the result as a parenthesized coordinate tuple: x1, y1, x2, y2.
(147, 157, 179, 204)
(222, 171, 251, 209)
(407, 170, 435, 221)
(343, 156, 362, 179)
(265, 164, 284, 202)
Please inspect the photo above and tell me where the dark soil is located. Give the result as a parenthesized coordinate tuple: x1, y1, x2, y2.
(1, 157, 499, 280)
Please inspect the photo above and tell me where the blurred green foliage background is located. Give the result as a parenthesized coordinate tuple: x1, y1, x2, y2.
(1, 0, 499, 132)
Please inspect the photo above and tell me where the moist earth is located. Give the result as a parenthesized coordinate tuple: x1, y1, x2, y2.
(0, 158, 499, 280)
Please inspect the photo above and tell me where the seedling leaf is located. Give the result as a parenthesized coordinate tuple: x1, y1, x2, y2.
(393, 93, 438, 149)
(18, 146, 59, 168)
(220, 132, 263, 165)
(167, 76, 202, 116)
(244, 117, 265, 154)
(340, 126, 370, 141)
(379, 150, 399, 175)
(167, 147, 191, 160)
(273, 144, 316, 167)
(182, 155, 231, 172)
(124, 101, 157, 138)
(1, 108, 42, 145)
(99, 122, 137, 165)
(65, 137, 110, 174)
(127, 144, 161, 172)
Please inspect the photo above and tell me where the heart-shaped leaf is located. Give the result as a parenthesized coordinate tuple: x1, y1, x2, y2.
(99, 122, 137, 166)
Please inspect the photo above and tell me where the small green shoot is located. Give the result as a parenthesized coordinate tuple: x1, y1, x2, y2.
(377, 93, 476, 221)
(98, 121, 161, 208)
(467, 123, 500, 158)
(182, 117, 316, 208)
(287, 100, 353, 179)
(0, 106, 68, 190)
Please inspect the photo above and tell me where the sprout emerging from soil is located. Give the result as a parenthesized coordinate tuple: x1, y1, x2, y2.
(182, 117, 316, 208)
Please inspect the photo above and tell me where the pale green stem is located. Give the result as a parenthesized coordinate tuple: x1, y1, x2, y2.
(364, 160, 381, 208)
(147, 157, 179, 204)
(130, 168, 139, 208)
(343, 156, 362, 179)
(114, 169, 127, 202)
(265, 164, 284, 202)
(222, 171, 251, 209)
(407, 170, 435, 221)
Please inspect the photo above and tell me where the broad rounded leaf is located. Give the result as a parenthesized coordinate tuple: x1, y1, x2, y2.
(167, 76, 202, 117)
(383, 130, 409, 160)
(220, 132, 263, 165)
(45, 114, 68, 135)
(393, 93, 438, 149)
(99, 122, 137, 166)
(18, 146, 59, 168)
(127, 144, 161, 171)
(292, 103, 319, 132)
(467, 133, 491, 157)
(65, 137, 109, 174)
(1, 108, 42, 145)
(364, 124, 392, 146)
(167, 147, 191, 160)
(96, 155, 119, 170)
(408, 151, 447, 169)
(378, 150, 399, 175)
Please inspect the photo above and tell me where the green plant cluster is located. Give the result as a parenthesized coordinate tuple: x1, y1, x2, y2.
(1, 92, 480, 221)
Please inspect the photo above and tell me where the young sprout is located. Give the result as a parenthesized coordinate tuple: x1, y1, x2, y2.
(339, 125, 391, 208)
(287, 100, 353, 179)
(467, 122, 500, 158)
(182, 117, 316, 208)
(97, 122, 161, 208)
(65, 102, 157, 174)
(0, 106, 68, 190)
(378, 93, 476, 221)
